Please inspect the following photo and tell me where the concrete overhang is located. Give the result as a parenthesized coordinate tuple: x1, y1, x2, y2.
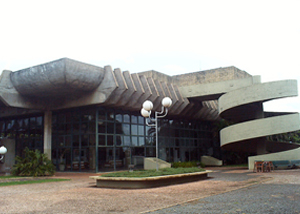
(10, 58, 105, 97)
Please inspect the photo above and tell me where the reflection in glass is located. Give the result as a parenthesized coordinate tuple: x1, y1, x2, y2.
(138, 116, 144, 124)
(131, 125, 138, 135)
(139, 137, 145, 146)
(123, 136, 131, 146)
(131, 115, 137, 124)
(122, 124, 130, 135)
(115, 114, 122, 123)
(124, 114, 130, 123)
(138, 125, 144, 136)
(132, 136, 138, 146)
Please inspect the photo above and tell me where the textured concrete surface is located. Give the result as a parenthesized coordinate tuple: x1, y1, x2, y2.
(10, 58, 105, 97)
(2, 168, 296, 214)
(221, 113, 300, 148)
(218, 80, 298, 115)
(179, 76, 260, 101)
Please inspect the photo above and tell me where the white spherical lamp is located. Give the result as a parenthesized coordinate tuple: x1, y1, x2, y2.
(0, 146, 7, 155)
(142, 100, 153, 111)
(162, 97, 172, 108)
(141, 108, 151, 118)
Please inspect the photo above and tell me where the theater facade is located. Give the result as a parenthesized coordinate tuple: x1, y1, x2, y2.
(0, 58, 299, 172)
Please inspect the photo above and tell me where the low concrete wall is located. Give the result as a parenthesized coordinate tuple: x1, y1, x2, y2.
(90, 171, 211, 189)
(248, 147, 300, 170)
(201, 156, 222, 166)
(144, 158, 171, 170)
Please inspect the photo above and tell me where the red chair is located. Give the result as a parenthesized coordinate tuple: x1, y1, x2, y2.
(253, 161, 264, 172)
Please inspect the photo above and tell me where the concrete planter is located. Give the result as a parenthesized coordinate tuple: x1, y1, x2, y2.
(90, 170, 212, 189)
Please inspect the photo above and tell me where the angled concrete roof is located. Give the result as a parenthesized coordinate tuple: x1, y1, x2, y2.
(0, 58, 256, 121)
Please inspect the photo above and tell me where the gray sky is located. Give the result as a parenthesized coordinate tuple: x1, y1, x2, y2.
(1, 0, 299, 112)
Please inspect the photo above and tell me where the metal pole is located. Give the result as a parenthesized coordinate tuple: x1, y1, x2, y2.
(155, 111, 159, 171)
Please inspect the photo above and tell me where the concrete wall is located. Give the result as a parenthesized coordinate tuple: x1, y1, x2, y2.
(248, 147, 300, 170)
(201, 156, 222, 166)
(144, 158, 171, 170)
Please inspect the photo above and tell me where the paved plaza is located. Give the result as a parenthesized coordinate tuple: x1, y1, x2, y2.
(1, 168, 300, 213)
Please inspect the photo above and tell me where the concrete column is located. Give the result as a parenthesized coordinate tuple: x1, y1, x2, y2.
(43, 111, 52, 160)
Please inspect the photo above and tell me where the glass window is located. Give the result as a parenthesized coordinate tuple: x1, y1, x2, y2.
(131, 125, 138, 135)
(131, 115, 138, 124)
(98, 135, 106, 146)
(65, 136, 71, 147)
(123, 136, 131, 146)
(146, 147, 155, 157)
(139, 137, 145, 146)
(107, 135, 113, 146)
(115, 114, 122, 123)
(132, 136, 138, 146)
(138, 125, 144, 136)
(116, 135, 123, 146)
(73, 135, 79, 147)
(122, 124, 130, 135)
(123, 114, 130, 123)
(138, 116, 144, 124)
(81, 134, 89, 147)
(107, 122, 114, 134)
(98, 121, 106, 133)
(98, 109, 106, 121)
(107, 111, 114, 121)
(89, 134, 96, 146)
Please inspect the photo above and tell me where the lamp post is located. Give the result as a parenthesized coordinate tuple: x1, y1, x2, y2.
(0, 145, 7, 161)
(141, 97, 172, 171)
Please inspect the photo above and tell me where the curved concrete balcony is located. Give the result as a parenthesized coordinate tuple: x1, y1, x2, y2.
(220, 113, 300, 153)
(218, 79, 300, 157)
(219, 80, 298, 122)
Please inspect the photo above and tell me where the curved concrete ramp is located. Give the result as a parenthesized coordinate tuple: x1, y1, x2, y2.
(248, 147, 300, 170)
(218, 79, 300, 166)
(221, 113, 300, 148)
(144, 158, 171, 170)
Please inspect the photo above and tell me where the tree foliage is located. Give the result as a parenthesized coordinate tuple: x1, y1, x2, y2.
(267, 131, 300, 144)
(12, 147, 55, 177)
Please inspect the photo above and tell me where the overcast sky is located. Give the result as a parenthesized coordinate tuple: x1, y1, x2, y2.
(0, 0, 299, 112)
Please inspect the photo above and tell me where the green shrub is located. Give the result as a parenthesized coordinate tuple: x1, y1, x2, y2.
(12, 147, 55, 177)
(172, 161, 205, 168)
(101, 167, 204, 177)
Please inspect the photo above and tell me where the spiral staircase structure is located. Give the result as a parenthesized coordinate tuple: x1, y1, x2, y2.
(218, 79, 300, 169)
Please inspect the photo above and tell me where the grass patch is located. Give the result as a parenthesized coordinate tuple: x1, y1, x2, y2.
(0, 178, 70, 187)
(0, 176, 19, 179)
(101, 167, 205, 178)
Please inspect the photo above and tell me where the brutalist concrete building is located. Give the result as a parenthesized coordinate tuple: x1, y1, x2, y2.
(0, 58, 299, 172)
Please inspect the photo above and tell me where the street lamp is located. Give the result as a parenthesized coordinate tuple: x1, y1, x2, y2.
(141, 97, 172, 171)
(0, 145, 7, 161)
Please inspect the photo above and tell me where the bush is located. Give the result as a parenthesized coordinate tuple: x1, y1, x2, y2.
(172, 161, 205, 168)
(101, 167, 205, 177)
(12, 147, 55, 177)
